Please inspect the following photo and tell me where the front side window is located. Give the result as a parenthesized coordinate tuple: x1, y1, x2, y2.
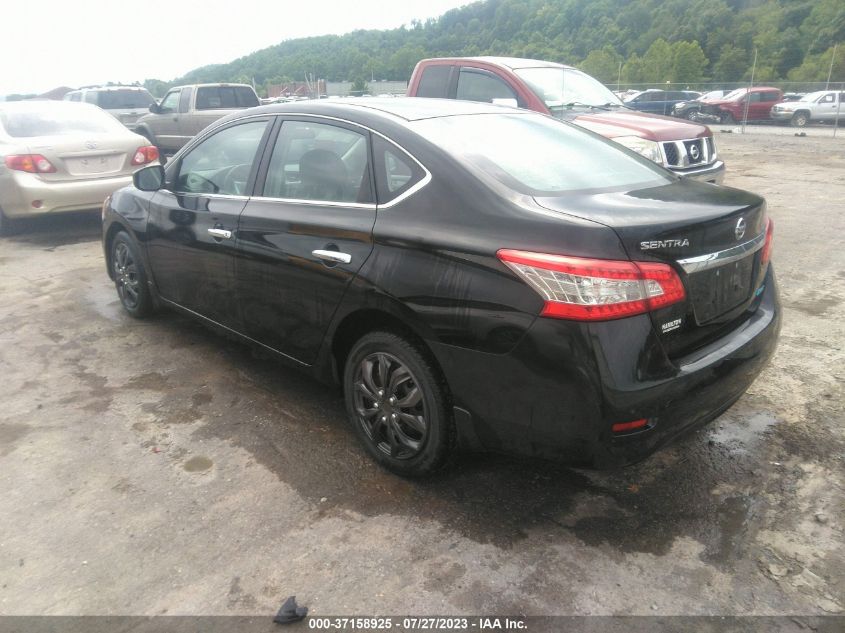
(456, 70, 518, 104)
(413, 113, 670, 195)
(820, 93, 835, 104)
(263, 120, 372, 204)
(160, 90, 181, 112)
(175, 120, 268, 195)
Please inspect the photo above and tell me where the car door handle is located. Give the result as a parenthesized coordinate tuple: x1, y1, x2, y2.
(208, 228, 232, 239)
(312, 249, 351, 264)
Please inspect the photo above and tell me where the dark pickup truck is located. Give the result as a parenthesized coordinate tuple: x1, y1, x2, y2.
(408, 57, 725, 183)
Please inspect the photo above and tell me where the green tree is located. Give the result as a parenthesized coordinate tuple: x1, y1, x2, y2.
(713, 45, 749, 81)
(641, 39, 674, 83)
(670, 40, 708, 83)
(580, 46, 623, 84)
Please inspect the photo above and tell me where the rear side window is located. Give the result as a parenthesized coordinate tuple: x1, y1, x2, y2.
(195, 86, 259, 110)
(262, 120, 373, 204)
(175, 120, 268, 195)
(373, 136, 426, 204)
(456, 69, 518, 104)
(416, 66, 451, 98)
(761, 92, 779, 102)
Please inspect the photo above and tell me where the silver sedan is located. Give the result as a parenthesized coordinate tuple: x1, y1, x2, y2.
(0, 101, 159, 234)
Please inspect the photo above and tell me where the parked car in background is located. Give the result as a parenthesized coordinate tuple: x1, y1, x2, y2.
(103, 98, 779, 475)
(781, 93, 805, 102)
(64, 86, 156, 131)
(770, 90, 845, 127)
(134, 83, 260, 153)
(696, 87, 784, 123)
(672, 91, 731, 120)
(623, 89, 701, 115)
(407, 57, 724, 183)
(0, 101, 158, 235)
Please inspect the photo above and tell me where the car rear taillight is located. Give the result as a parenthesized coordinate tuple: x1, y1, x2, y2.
(497, 249, 686, 321)
(4, 154, 57, 173)
(761, 218, 774, 266)
(131, 146, 159, 166)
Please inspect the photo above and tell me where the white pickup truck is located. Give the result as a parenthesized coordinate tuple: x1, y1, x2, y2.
(135, 83, 260, 153)
(770, 90, 845, 127)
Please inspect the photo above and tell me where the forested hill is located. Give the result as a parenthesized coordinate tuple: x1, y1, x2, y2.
(159, 0, 843, 93)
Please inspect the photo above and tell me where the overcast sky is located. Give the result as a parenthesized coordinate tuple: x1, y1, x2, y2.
(1, 0, 470, 96)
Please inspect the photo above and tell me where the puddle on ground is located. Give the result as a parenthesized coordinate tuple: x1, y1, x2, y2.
(708, 412, 779, 453)
(183, 456, 213, 472)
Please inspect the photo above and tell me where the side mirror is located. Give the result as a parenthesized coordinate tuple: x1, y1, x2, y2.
(134, 165, 165, 192)
(149, 103, 161, 114)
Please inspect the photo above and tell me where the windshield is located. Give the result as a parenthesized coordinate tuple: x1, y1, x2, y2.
(724, 88, 748, 100)
(413, 113, 670, 195)
(799, 92, 824, 102)
(514, 67, 623, 112)
(97, 89, 155, 109)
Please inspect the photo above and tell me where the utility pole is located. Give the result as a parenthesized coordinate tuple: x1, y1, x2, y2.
(617, 61, 622, 92)
(742, 48, 757, 135)
(826, 43, 838, 90)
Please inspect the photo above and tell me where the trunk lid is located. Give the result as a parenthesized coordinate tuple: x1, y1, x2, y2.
(23, 133, 143, 182)
(535, 179, 770, 357)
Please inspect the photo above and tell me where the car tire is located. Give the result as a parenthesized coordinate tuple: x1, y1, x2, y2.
(790, 112, 809, 127)
(111, 231, 154, 318)
(343, 331, 455, 477)
(0, 208, 12, 236)
(719, 112, 735, 124)
(685, 109, 699, 121)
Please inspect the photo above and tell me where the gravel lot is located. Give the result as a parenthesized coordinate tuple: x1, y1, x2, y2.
(0, 130, 843, 619)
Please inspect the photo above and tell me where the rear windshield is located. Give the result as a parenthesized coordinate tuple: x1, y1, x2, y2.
(412, 113, 671, 195)
(0, 104, 126, 137)
(195, 86, 259, 110)
(95, 89, 155, 109)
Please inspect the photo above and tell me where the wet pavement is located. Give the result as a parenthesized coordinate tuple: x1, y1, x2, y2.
(0, 133, 843, 617)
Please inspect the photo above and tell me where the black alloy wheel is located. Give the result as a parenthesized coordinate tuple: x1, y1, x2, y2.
(344, 331, 454, 476)
(111, 232, 153, 317)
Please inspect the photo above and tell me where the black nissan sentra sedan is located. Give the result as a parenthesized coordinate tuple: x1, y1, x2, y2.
(102, 98, 780, 476)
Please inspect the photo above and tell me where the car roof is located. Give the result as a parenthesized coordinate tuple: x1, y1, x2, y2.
(245, 97, 527, 123)
(427, 56, 575, 71)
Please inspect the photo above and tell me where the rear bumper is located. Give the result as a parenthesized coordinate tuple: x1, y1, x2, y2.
(674, 160, 725, 184)
(0, 171, 132, 218)
(431, 267, 780, 467)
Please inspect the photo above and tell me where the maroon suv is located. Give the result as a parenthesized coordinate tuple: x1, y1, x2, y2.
(695, 87, 784, 124)
(408, 57, 725, 184)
